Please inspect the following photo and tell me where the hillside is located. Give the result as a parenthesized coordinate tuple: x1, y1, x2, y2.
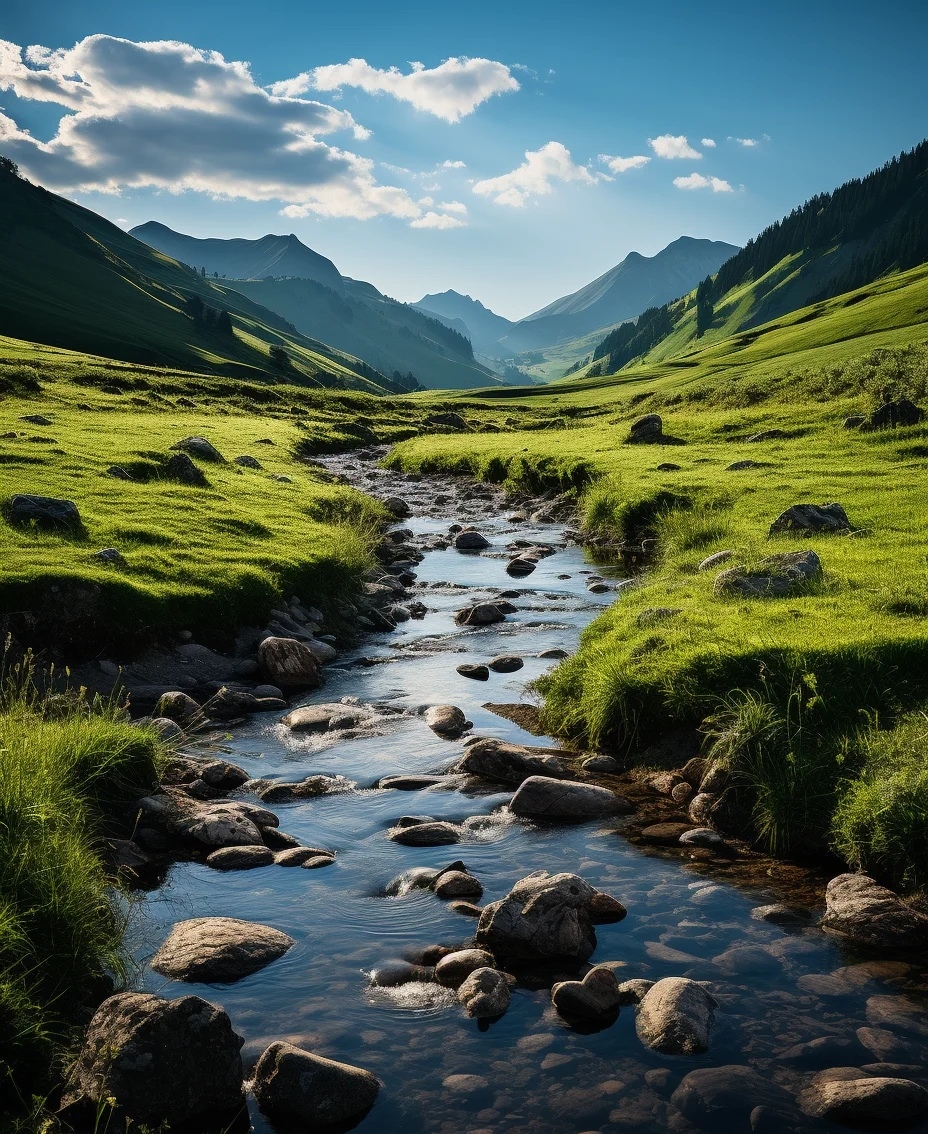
(130, 221, 345, 292)
(0, 159, 401, 393)
(413, 290, 516, 352)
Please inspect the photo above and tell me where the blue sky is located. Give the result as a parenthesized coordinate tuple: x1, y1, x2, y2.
(2, 0, 926, 318)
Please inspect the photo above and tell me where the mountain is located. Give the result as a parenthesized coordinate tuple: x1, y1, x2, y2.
(587, 138, 928, 375)
(0, 158, 402, 392)
(413, 291, 515, 353)
(129, 221, 344, 292)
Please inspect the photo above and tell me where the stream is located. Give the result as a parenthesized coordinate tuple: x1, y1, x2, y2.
(131, 452, 928, 1134)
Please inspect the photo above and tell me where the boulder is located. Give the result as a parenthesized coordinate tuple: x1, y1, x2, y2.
(435, 949, 496, 988)
(274, 847, 335, 866)
(457, 738, 567, 785)
(163, 452, 209, 486)
(456, 602, 508, 626)
(61, 993, 244, 1129)
(233, 454, 262, 469)
(171, 436, 225, 462)
(636, 977, 717, 1054)
(457, 663, 490, 680)
(627, 414, 663, 443)
(457, 968, 511, 1018)
(769, 502, 851, 535)
(426, 411, 470, 431)
(489, 654, 524, 673)
(475, 871, 597, 962)
(589, 892, 628, 923)
(510, 776, 630, 821)
(714, 549, 822, 597)
(156, 690, 201, 725)
(206, 846, 274, 870)
(282, 703, 371, 731)
(865, 398, 925, 429)
(751, 903, 808, 925)
(679, 827, 728, 849)
(254, 776, 350, 803)
(671, 1065, 792, 1125)
(618, 979, 655, 1005)
(507, 557, 537, 577)
(821, 873, 928, 949)
(454, 530, 491, 551)
(150, 917, 294, 982)
(389, 821, 461, 846)
(799, 1076, 928, 1124)
(551, 966, 622, 1019)
(252, 1042, 379, 1126)
(432, 871, 483, 899)
(4, 494, 83, 532)
(204, 687, 259, 720)
(844, 415, 867, 429)
(382, 496, 410, 517)
(258, 636, 322, 690)
(424, 704, 468, 736)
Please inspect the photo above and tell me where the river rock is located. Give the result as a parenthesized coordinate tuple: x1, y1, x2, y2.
(618, 979, 655, 1004)
(150, 917, 294, 982)
(61, 993, 244, 1129)
(156, 690, 201, 725)
(382, 496, 410, 517)
(424, 704, 468, 736)
(581, 754, 620, 773)
(258, 637, 322, 690)
(433, 870, 483, 899)
(510, 775, 630, 820)
(751, 903, 808, 925)
(435, 949, 496, 987)
(457, 738, 567, 785)
(171, 436, 225, 462)
(714, 549, 822, 597)
(378, 774, 447, 790)
(552, 966, 622, 1019)
(799, 1076, 928, 1124)
(671, 1065, 792, 1125)
(454, 530, 491, 551)
(457, 967, 511, 1018)
(489, 654, 524, 672)
(5, 493, 83, 532)
(475, 871, 597, 961)
(369, 962, 433, 987)
(179, 805, 266, 848)
(456, 602, 507, 626)
(206, 845, 274, 870)
(679, 827, 728, 849)
(252, 1042, 379, 1126)
(390, 821, 461, 846)
(640, 822, 691, 844)
(507, 557, 537, 577)
(282, 703, 371, 731)
(636, 977, 717, 1054)
(254, 775, 350, 803)
(821, 873, 928, 949)
(457, 663, 490, 680)
(769, 502, 851, 535)
(589, 892, 628, 923)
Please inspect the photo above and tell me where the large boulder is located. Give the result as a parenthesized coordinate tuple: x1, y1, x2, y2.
(865, 398, 925, 429)
(671, 1065, 793, 1125)
(636, 977, 717, 1054)
(456, 603, 507, 626)
(475, 871, 598, 962)
(457, 968, 511, 1018)
(424, 704, 468, 736)
(821, 873, 928, 949)
(510, 775, 631, 820)
(282, 703, 372, 731)
(150, 917, 294, 982)
(714, 549, 822, 597)
(389, 821, 461, 846)
(551, 966, 622, 1019)
(769, 502, 851, 535)
(170, 436, 225, 462)
(61, 993, 244, 1129)
(456, 738, 567, 785)
(252, 1042, 379, 1126)
(454, 530, 491, 551)
(4, 494, 83, 533)
(258, 636, 322, 690)
(799, 1076, 928, 1124)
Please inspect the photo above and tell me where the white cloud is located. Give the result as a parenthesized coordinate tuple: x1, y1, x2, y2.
(598, 153, 650, 173)
(673, 172, 733, 192)
(472, 141, 597, 207)
(440, 159, 466, 169)
(0, 35, 442, 223)
(410, 210, 466, 229)
(439, 199, 468, 215)
(701, 137, 716, 147)
(648, 134, 702, 159)
(285, 57, 519, 123)
(733, 136, 758, 147)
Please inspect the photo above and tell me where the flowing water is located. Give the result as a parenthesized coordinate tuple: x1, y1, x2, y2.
(131, 455, 928, 1133)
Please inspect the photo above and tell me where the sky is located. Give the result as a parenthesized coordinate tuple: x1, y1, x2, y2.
(1, 0, 927, 319)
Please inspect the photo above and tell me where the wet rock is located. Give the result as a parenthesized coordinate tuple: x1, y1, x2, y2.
(433, 871, 483, 899)
(252, 1042, 379, 1126)
(301, 855, 336, 869)
(457, 737, 567, 785)
(258, 637, 322, 690)
(457, 967, 511, 1018)
(205, 686, 260, 719)
(799, 1076, 928, 1124)
(507, 557, 537, 576)
(156, 690, 201, 725)
(821, 873, 928, 949)
(617, 979, 654, 1005)
(378, 774, 447, 790)
(640, 821, 692, 844)
(457, 663, 490, 680)
(581, 754, 621, 773)
(389, 821, 461, 846)
(424, 704, 469, 736)
(489, 654, 524, 673)
(679, 827, 728, 849)
(454, 530, 491, 551)
(61, 993, 244, 1130)
(636, 977, 717, 1054)
(627, 414, 664, 443)
(866, 995, 928, 1037)
(282, 703, 372, 731)
(671, 1066, 792, 1125)
(274, 847, 335, 866)
(476, 871, 598, 962)
(206, 846, 274, 870)
(552, 966, 622, 1019)
(587, 582, 610, 593)
(435, 949, 496, 988)
(261, 828, 302, 850)
(199, 760, 250, 790)
(382, 496, 410, 517)
(369, 962, 433, 987)
(456, 602, 508, 626)
(540, 647, 569, 659)
(151, 917, 294, 982)
(714, 549, 822, 597)
(856, 1027, 919, 1063)
(769, 502, 851, 535)
(589, 892, 628, 923)
(5, 493, 83, 532)
(253, 776, 350, 803)
(171, 436, 225, 462)
(450, 899, 483, 916)
(510, 775, 631, 820)
(164, 452, 209, 486)
(778, 1035, 862, 1066)
(179, 805, 266, 848)
(751, 903, 808, 925)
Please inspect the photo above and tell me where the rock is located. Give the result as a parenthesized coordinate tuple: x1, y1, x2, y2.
(657, 461, 682, 471)
(377, 774, 447, 790)
(589, 892, 628, 923)
(682, 756, 708, 786)
(581, 754, 620, 773)
(454, 530, 491, 551)
(679, 827, 728, 849)
(726, 460, 763, 471)
(252, 684, 284, 699)
(156, 690, 201, 725)
(618, 979, 655, 1005)
(150, 917, 294, 982)
(93, 547, 126, 565)
(552, 966, 622, 1019)
(628, 414, 663, 443)
(844, 415, 867, 429)
(714, 549, 822, 597)
(205, 686, 259, 720)
(424, 704, 468, 736)
(540, 647, 569, 659)
(252, 1042, 379, 1126)
(443, 1073, 490, 1092)
(769, 502, 852, 535)
(688, 792, 717, 824)
(304, 638, 338, 664)
(369, 962, 433, 987)
(866, 398, 925, 429)
(163, 452, 209, 486)
(489, 654, 524, 673)
(450, 899, 483, 916)
(4, 494, 83, 532)
(171, 436, 225, 461)
(456, 602, 507, 626)
(587, 582, 610, 593)
(20, 413, 53, 425)
(178, 806, 266, 849)
(233, 454, 262, 469)
(433, 871, 484, 899)
(475, 871, 597, 962)
(382, 496, 410, 517)
(778, 1036, 862, 1066)
(206, 846, 274, 870)
(747, 429, 788, 442)
(799, 1076, 928, 1124)
(866, 994, 928, 1036)
(435, 949, 496, 987)
(255, 776, 351, 803)
(821, 873, 928, 949)
(672, 782, 693, 803)
(426, 411, 470, 431)
(640, 822, 691, 844)
(507, 557, 537, 577)
(457, 663, 490, 680)
(698, 550, 733, 571)
(106, 464, 136, 480)
(258, 636, 322, 690)
(671, 1066, 792, 1125)
(61, 993, 244, 1129)
(457, 738, 567, 785)
(389, 822, 461, 846)
(510, 775, 630, 820)
(457, 968, 511, 1018)
(636, 977, 716, 1054)
(282, 703, 371, 731)
(751, 903, 807, 925)
(274, 847, 335, 866)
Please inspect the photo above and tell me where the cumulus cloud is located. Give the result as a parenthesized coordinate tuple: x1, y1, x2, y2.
(472, 141, 597, 207)
(673, 172, 733, 192)
(440, 159, 467, 169)
(733, 136, 758, 147)
(701, 137, 716, 147)
(280, 57, 519, 123)
(598, 153, 650, 173)
(648, 134, 702, 159)
(410, 210, 467, 229)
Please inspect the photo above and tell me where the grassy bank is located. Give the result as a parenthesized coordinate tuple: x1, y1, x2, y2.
(0, 653, 167, 1125)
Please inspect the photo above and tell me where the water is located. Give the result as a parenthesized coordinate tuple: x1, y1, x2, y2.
(131, 456, 928, 1133)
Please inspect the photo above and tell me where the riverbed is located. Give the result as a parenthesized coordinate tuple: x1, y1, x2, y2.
(130, 454, 928, 1134)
